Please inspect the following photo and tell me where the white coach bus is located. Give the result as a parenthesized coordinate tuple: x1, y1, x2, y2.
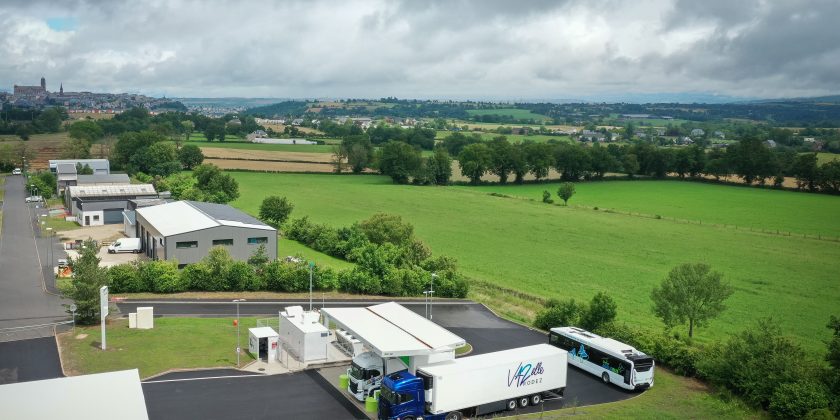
(549, 326, 654, 390)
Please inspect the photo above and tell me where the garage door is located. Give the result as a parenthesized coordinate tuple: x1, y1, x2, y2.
(103, 209, 124, 224)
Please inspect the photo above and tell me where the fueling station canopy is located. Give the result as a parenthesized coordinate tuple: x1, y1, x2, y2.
(322, 302, 465, 358)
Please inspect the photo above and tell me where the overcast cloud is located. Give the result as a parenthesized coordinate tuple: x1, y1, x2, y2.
(1, 0, 838, 100)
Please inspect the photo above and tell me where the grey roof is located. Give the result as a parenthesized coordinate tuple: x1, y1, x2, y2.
(76, 174, 131, 184)
(186, 201, 267, 227)
(128, 198, 170, 208)
(56, 163, 77, 174)
(49, 159, 110, 170)
(123, 210, 136, 225)
(68, 183, 157, 199)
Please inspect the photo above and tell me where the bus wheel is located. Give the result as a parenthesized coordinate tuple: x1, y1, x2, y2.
(601, 372, 610, 384)
(445, 411, 463, 420)
(519, 397, 529, 408)
(530, 394, 541, 405)
(506, 399, 517, 411)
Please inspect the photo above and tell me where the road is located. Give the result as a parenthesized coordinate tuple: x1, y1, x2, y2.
(0, 175, 68, 341)
(118, 299, 637, 417)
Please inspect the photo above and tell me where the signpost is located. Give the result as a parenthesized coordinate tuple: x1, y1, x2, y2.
(100, 286, 109, 350)
(308, 261, 315, 311)
(69, 303, 77, 333)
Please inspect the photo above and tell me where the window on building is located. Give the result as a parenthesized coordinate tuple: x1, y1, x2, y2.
(93, 215, 100, 221)
(247, 237, 268, 245)
(212, 239, 234, 246)
(176, 241, 198, 249)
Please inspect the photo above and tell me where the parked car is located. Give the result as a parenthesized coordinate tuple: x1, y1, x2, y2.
(12, 168, 21, 175)
(108, 238, 142, 254)
(25, 195, 43, 203)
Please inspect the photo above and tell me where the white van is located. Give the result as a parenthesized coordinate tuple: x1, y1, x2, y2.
(108, 238, 142, 254)
(12, 168, 21, 175)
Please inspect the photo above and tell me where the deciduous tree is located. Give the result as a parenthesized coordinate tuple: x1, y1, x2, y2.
(651, 263, 733, 337)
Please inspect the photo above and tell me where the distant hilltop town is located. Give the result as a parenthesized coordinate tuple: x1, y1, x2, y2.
(0, 76, 184, 113)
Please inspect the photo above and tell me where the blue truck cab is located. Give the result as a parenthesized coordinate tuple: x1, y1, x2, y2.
(378, 370, 433, 420)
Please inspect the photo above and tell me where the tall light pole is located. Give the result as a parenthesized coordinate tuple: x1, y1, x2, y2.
(233, 299, 246, 367)
(46, 227, 53, 268)
(308, 261, 315, 311)
(429, 273, 437, 321)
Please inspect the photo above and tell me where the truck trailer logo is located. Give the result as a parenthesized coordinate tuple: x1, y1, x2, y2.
(507, 361, 545, 388)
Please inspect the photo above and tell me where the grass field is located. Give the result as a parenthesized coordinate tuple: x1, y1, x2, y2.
(279, 237, 354, 270)
(435, 130, 572, 144)
(817, 152, 840, 165)
(452, 180, 840, 237)
(466, 108, 551, 121)
(229, 173, 840, 355)
(58, 317, 256, 378)
(184, 134, 337, 153)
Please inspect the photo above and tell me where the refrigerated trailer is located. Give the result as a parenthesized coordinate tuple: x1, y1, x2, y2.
(378, 344, 567, 420)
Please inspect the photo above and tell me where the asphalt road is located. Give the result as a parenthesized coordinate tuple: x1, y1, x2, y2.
(142, 370, 367, 420)
(118, 299, 637, 417)
(0, 176, 68, 340)
(0, 336, 64, 384)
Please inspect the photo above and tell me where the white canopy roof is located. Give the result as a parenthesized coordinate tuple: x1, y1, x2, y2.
(249, 326, 279, 338)
(322, 302, 465, 357)
(0, 369, 148, 420)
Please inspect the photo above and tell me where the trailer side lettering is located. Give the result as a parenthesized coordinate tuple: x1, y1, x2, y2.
(507, 361, 545, 388)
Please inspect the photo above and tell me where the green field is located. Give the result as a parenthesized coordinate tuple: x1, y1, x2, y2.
(452, 180, 840, 237)
(817, 152, 840, 165)
(229, 173, 840, 355)
(435, 130, 572, 144)
(278, 237, 354, 270)
(466, 108, 551, 121)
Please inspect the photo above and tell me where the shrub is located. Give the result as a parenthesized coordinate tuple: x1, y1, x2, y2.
(542, 190, 553, 203)
(262, 260, 308, 292)
(107, 263, 142, 293)
(338, 268, 381, 295)
(203, 247, 234, 291)
(534, 299, 583, 330)
(579, 291, 617, 331)
(434, 272, 469, 298)
(595, 323, 700, 376)
(139, 260, 184, 293)
(769, 381, 830, 419)
(802, 408, 837, 420)
(226, 261, 257, 291)
(314, 266, 338, 291)
(181, 262, 213, 291)
(357, 213, 414, 246)
(697, 318, 813, 408)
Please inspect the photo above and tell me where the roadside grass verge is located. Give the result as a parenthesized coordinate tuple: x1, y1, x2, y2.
(58, 317, 257, 378)
(533, 368, 762, 419)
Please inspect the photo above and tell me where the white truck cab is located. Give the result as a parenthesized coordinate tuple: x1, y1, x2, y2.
(348, 351, 407, 401)
(108, 238, 142, 254)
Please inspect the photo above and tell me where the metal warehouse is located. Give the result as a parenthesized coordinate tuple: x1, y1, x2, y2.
(66, 184, 158, 226)
(134, 200, 277, 265)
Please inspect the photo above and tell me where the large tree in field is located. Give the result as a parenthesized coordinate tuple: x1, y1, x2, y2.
(378, 141, 422, 184)
(488, 136, 513, 183)
(178, 144, 204, 169)
(651, 263, 734, 337)
(557, 182, 575, 206)
(458, 143, 492, 184)
(259, 195, 294, 228)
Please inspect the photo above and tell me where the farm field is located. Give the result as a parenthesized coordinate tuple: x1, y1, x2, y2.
(452, 180, 840, 237)
(184, 134, 337, 153)
(817, 152, 839, 165)
(229, 172, 840, 355)
(201, 148, 335, 163)
(204, 159, 341, 173)
(435, 130, 572, 144)
(466, 108, 551, 121)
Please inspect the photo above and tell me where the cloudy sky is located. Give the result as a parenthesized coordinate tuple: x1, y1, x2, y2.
(1, 0, 839, 101)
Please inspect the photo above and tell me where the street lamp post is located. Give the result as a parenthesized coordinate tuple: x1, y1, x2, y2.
(233, 299, 246, 367)
(46, 227, 54, 268)
(429, 273, 437, 321)
(308, 261, 315, 311)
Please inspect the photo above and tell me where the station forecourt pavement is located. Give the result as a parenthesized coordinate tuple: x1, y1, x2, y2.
(117, 299, 637, 419)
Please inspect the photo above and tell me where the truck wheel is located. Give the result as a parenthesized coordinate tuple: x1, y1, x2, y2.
(602, 372, 610, 384)
(506, 399, 517, 411)
(519, 397, 529, 408)
(531, 394, 541, 405)
(445, 412, 463, 420)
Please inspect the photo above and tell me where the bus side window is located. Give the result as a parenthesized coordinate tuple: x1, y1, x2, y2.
(623, 362, 632, 384)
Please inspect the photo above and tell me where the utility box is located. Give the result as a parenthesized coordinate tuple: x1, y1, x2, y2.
(128, 313, 137, 329)
(248, 327, 279, 363)
(136, 307, 154, 329)
(279, 306, 329, 362)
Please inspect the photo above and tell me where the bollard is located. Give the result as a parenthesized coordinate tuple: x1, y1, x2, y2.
(339, 374, 349, 390)
(365, 396, 378, 413)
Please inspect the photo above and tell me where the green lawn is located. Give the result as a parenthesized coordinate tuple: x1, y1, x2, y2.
(59, 317, 256, 378)
(229, 173, 840, 355)
(451, 180, 840, 237)
(466, 108, 551, 121)
(278, 237, 354, 270)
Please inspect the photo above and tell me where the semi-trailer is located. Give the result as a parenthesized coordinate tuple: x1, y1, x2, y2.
(378, 344, 567, 420)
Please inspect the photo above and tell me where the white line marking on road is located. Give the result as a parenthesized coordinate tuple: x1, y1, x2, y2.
(143, 374, 265, 384)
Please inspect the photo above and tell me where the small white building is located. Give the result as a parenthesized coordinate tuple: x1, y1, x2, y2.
(279, 306, 329, 362)
(249, 327, 280, 363)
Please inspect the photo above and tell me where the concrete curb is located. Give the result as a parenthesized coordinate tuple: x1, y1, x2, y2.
(142, 366, 250, 381)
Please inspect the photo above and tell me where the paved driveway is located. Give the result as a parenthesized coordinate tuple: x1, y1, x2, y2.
(0, 337, 64, 384)
(0, 176, 68, 340)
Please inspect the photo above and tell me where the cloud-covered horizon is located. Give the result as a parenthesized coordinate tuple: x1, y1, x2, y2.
(1, 0, 839, 100)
